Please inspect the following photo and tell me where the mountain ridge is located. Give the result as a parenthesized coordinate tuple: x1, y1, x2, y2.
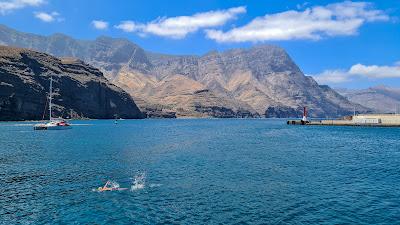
(0, 24, 367, 118)
(336, 85, 400, 114)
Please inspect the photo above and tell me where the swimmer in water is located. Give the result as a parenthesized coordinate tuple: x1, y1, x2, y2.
(97, 180, 127, 192)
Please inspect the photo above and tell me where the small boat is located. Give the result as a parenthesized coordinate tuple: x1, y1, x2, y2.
(114, 114, 118, 124)
(97, 180, 128, 192)
(34, 77, 72, 130)
(34, 119, 72, 130)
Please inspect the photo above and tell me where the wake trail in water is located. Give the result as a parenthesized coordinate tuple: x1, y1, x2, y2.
(0, 123, 37, 127)
(7, 123, 92, 127)
(149, 183, 162, 188)
(92, 172, 160, 193)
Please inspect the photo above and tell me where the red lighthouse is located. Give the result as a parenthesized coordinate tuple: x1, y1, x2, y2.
(302, 107, 308, 122)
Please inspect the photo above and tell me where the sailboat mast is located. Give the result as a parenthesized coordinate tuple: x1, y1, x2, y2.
(49, 77, 53, 121)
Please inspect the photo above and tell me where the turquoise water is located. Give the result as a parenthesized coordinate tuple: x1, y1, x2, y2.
(1, 119, 400, 224)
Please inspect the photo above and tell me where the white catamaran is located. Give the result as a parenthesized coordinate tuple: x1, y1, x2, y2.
(34, 77, 72, 130)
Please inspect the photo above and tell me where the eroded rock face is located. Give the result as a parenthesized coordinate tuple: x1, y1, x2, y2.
(0, 25, 368, 118)
(0, 46, 144, 121)
(143, 47, 367, 118)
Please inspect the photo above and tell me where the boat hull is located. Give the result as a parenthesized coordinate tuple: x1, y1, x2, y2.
(34, 124, 72, 130)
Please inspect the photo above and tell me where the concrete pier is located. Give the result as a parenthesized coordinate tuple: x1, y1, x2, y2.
(287, 114, 400, 127)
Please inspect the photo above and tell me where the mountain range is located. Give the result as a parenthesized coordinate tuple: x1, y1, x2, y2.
(336, 86, 400, 114)
(0, 24, 367, 118)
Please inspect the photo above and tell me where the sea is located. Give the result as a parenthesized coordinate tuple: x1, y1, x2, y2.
(1, 119, 399, 224)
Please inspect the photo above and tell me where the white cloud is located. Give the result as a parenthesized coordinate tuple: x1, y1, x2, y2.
(349, 64, 400, 78)
(92, 20, 109, 30)
(115, 6, 246, 39)
(313, 70, 353, 84)
(206, 1, 389, 43)
(34, 11, 62, 22)
(115, 21, 139, 32)
(0, 0, 44, 14)
(312, 61, 400, 84)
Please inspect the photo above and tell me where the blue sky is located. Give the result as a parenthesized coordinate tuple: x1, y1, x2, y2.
(0, 0, 399, 89)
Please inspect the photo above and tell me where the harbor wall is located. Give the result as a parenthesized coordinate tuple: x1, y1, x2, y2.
(288, 114, 400, 127)
(353, 114, 400, 125)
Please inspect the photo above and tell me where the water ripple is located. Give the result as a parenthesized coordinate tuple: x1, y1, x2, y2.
(1, 119, 400, 224)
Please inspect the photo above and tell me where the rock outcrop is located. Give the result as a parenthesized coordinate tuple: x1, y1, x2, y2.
(0, 46, 144, 121)
(0, 24, 367, 118)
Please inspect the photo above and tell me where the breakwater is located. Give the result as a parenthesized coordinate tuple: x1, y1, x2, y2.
(288, 114, 400, 127)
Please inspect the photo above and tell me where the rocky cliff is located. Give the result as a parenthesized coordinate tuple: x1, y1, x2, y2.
(0, 24, 366, 118)
(145, 47, 368, 118)
(0, 46, 144, 120)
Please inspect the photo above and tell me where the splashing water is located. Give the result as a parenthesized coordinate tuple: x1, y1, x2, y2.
(92, 180, 125, 192)
(131, 172, 146, 191)
(108, 181, 120, 189)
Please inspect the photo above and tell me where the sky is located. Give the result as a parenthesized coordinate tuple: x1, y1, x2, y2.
(0, 0, 399, 89)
